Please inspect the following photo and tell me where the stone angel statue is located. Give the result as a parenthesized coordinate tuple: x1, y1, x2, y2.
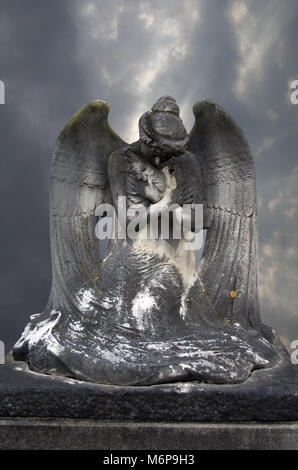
(13, 96, 279, 385)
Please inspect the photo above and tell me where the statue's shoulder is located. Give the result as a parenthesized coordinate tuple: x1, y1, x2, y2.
(108, 146, 127, 161)
(164, 150, 201, 176)
(107, 146, 128, 174)
(108, 143, 143, 170)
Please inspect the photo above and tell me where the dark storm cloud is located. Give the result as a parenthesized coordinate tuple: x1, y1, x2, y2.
(0, 0, 93, 348)
(0, 0, 297, 350)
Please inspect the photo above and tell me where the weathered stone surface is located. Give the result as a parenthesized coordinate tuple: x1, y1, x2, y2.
(12, 97, 280, 386)
(1, 418, 298, 450)
(1, 347, 298, 423)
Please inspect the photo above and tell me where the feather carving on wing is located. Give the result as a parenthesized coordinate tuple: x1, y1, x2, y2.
(189, 101, 264, 332)
(46, 101, 126, 320)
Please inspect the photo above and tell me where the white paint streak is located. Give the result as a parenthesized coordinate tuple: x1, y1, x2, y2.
(14, 310, 63, 358)
(131, 287, 158, 331)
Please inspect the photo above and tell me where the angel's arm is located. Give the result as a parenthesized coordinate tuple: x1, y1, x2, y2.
(125, 148, 166, 204)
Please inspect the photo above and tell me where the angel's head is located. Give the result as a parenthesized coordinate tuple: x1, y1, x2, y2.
(139, 96, 189, 162)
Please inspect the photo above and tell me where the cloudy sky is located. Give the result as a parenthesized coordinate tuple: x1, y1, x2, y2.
(0, 0, 297, 351)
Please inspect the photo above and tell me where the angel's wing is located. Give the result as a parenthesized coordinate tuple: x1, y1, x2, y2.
(47, 100, 126, 317)
(189, 100, 262, 331)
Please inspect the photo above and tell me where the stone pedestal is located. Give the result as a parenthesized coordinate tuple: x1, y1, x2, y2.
(1, 350, 298, 449)
(1, 419, 298, 450)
